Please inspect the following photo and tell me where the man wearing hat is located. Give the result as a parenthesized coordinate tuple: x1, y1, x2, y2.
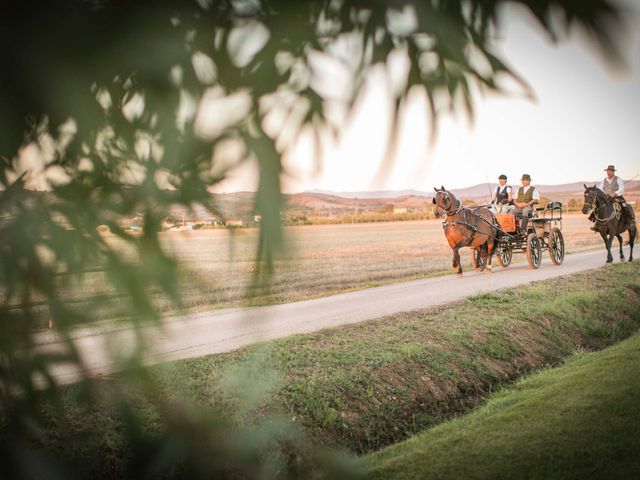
(513, 174, 539, 232)
(599, 165, 625, 199)
(491, 174, 514, 214)
(590, 165, 628, 231)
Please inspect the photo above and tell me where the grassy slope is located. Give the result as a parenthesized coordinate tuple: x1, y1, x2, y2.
(366, 330, 640, 480)
(172, 262, 640, 453)
(3, 263, 633, 479)
(42, 262, 640, 474)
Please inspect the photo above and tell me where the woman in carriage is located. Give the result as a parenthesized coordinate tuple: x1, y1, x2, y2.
(490, 174, 514, 214)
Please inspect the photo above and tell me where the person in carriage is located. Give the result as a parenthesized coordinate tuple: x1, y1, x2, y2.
(513, 174, 539, 232)
(490, 174, 514, 214)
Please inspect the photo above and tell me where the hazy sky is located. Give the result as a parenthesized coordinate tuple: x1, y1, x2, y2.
(217, 4, 640, 193)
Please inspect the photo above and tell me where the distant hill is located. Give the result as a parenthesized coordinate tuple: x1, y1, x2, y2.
(307, 189, 431, 199)
(164, 180, 639, 222)
(308, 180, 640, 202)
(285, 192, 430, 211)
(19, 179, 638, 229)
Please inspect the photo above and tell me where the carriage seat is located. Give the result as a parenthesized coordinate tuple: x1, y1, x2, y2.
(495, 213, 517, 233)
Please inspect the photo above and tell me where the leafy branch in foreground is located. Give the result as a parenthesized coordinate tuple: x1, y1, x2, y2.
(0, 0, 629, 477)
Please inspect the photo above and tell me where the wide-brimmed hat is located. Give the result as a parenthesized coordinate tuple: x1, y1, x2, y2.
(604, 165, 616, 172)
(498, 174, 507, 180)
(521, 174, 531, 181)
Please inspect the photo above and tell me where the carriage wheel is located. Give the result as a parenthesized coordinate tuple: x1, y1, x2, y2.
(473, 248, 486, 272)
(549, 227, 565, 265)
(496, 243, 513, 268)
(526, 233, 542, 269)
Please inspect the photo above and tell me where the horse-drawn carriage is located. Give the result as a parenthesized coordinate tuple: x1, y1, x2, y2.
(433, 187, 565, 275)
(489, 202, 565, 269)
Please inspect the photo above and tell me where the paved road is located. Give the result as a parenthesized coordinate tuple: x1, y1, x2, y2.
(35, 249, 619, 384)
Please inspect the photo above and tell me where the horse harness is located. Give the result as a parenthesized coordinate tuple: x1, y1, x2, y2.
(441, 204, 503, 239)
(434, 191, 511, 239)
(584, 195, 621, 224)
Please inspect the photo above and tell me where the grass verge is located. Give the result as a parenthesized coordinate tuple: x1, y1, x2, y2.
(366, 330, 640, 479)
(14, 263, 640, 476)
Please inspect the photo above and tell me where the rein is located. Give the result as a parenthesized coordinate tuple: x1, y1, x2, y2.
(443, 205, 501, 235)
(439, 197, 472, 229)
(434, 191, 507, 237)
(584, 193, 618, 223)
(443, 204, 464, 218)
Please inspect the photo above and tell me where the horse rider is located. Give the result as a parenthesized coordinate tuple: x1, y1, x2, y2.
(491, 174, 514, 214)
(591, 164, 629, 231)
(513, 174, 539, 232)
(600, 165, 625, 201)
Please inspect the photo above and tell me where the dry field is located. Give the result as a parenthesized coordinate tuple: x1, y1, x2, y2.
(159, 213, 605, 312)
(31, 214, 607, 327)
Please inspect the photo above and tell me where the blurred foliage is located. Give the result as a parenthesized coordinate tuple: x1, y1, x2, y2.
(0, 0, 629, 478)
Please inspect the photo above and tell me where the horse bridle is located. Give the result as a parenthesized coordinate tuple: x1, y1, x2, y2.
(433, 191, 463, 217)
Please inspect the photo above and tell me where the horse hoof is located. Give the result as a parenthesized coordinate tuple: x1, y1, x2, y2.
(485, 266, 493, 273)
(456, 273, 463, 279)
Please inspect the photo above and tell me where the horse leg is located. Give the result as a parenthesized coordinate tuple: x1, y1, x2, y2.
(616, 234, 625, 261)
(485, 238, 495, 273)
(599, 231, 611, 263)
(481, 244, 489, 272)
(605, 231, 615, 263)
(629, 226, 636, 262)
(451, 245, 463, 276)
(474, 245, 485, 272)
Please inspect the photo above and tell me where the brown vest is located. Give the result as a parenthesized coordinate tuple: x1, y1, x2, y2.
(602, 176, 619, 195)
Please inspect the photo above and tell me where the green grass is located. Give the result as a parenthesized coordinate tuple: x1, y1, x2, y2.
(366, 330, 640, 479)
(15, 262, 640, 477)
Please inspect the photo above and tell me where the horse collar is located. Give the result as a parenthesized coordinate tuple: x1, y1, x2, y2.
(442, 204, 466, 228)
(446, 204, 463, 216)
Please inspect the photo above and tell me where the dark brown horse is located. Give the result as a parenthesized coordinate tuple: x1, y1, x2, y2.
(582, 184, 636, 263)
(433, 186, 498, 276)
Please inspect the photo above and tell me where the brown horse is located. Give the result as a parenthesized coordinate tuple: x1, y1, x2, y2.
(433, 186, 498, 276)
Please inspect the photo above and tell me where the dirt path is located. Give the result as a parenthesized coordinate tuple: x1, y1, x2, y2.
(35, 249, 623, 384)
